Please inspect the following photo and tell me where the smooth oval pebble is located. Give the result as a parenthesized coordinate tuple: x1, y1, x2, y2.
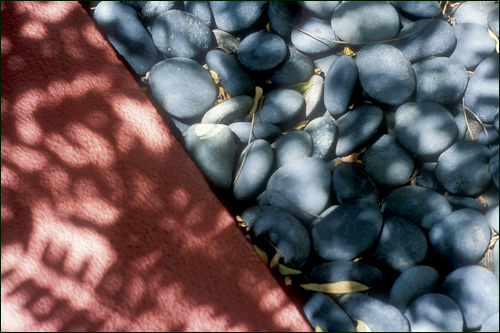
(149, 58, 218, 119)
(205, 49, 254, 97)
(271, 130, 312, 168)
(452, 1, 499, 27)
(480, 312, 499, 333)
(184, 124, 235, 189)
(255, 89, 304, 127)
(304, 292, 356, 333)
(331, 1, 400, 43)
(405, 293, 463, 332)
(331, 162, 379, 205)
(240, 205, 311, 267)
(312, 199, 383, 261)
(335, 104, 384, 157)
(372, 215, 428, 272)
(93, 1, 160, 75)
(489, 7, 499, 37)
(324, 55, 358, 119)
(447, 195, 487, 212)
(309, 260, 383, 289)
(395, 102, 458, 156)
(339, 293, 410, 332)
(389, 265, 440, 312)
(268, 1, 298, 40)
(184, 1, 214, 27)
(201, 95, 253, 124)
(313, 54, 339, 76)
(269, 44, 314, 87)
(485, 205, 499, 232)
(151, 10, 213, 59)
(233, 139, 274, 201)
(435, 140, 492, 196)
(291, 16, 341, 56)
(464, 54, 499, 124)
(266, 157, 332, 223)
(237, 30, 287, 71)
(141, 1, 177, 24)
(229, 122, 281, 144)
(413, 57, 469, 104)
(304, 116, 338, 160)
(440, 265, 499, 330)
(381, 185, 452, 231)
(297, 1, 340, 19)
(450, 23, 497, 70)
(356, 44, 415, 105)
(361, 134, 415, 188)
(429, 208, 491, 269)
(391, 1, 440, 18)
(395, 19, 457, 63)
(209, 1, 268, 33)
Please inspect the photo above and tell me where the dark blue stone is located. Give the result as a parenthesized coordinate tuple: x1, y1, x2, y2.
(304, 116, 338, 160)
(389, 265, 440, 311)
(94, 1, 160, 75)
(237, 30, 287, 71)
(304, 293, 356, 333)
(209, 1, 268, 33)
(149, 58, 218, 119)
(309, 261, 383, 289)
(269, 44, 314, 87)
(331, 1, 400, 43)
(395, 102, 458, 156)
(151, 10, 212, 59)
(141, 1, 177, 23)
(394, 19, 457, 63)
(447, 195, 487, 212)
(356, 44, 415, 105)
(184, 1, 214, 28)
(313, 54, 339, 76)
(490, 146, 499, 189)
(391, 1, 440, 18)
(429, 209, 491, 269)
(440, 265, 499, 330)
(435, 140, 492, 196)
(381, 185, 452, 231)
(312, 199, 383, 261)
(489, 7, 499, 37)
(361, 134, 415, 188)
(297, 1, 341, 19)
(324, 55, 358, 119)
(291, 16, 341, 56)
(271, 130, 312, 168)
(205, 49, 255, 97)
(450, 23, 496, 70)
(405, 294, 463, 332)
(241, 205, 311, 267)
(339, 293, 410, 332)
(464, 54, 499, 124)
(413, 57, 469, 104)
(332, 162, 379, 205)
(233, 139, 274, 201)
(266, 158, 332, 223)
(229, 122, 281, 144)
(335, 105, 384, 157)
(268, 1, 299, 40)
(255, 89, 305, 127)
(452, 1, 498, 27)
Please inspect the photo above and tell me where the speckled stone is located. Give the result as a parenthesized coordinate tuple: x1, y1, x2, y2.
(356, 44, 415, 105)
(141, 1, 177, 23)
(304, 116, 338, 160)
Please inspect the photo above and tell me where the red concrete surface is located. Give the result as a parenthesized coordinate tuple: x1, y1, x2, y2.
(0, 2, 312, 331)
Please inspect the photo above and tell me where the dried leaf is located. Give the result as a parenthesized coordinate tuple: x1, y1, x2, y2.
(288, 82, 313, 93)
(314, 68, 322, 75)
(300, 281, 370, 294)
(278, 264, 302, 276)
(344, 45, 356, 57)
(236, 215, 249, 230)
(285, 276, 293, 286)
(245, 86, 264, 121)
(266, 22, 271, 33)
(315, 325, 324, 332)
(253, 245, 268, 264)
(354, 319, 372, 332)
(488, 28, 499, 53)
(294, 120, 309, 130)
(269, 252, 281, 269)
(209, 69, 221, 84)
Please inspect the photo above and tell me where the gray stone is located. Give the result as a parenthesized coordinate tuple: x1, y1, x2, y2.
(356, 44, 415, 105)
(391, 1, 440, 18)
(452, 1, 498, 27)
(268, 1, 299, 40)
(405, 293, 463, 332)
(313, 54, 340, 76)
(271, 130, 312, 168)
(480, 312, 499, 332)
(309, 261, 383, 289)
(324, 55, 358, 119)
(450, 23, 496, 70)
(447, 195, 487, 212)
(269, 44, 314, 87)
(331, 162, 379, 205)
(489, 7, 499, 37)
(149, 58, 218, 119)
(209, 1, 268, 33)
(237, 30, 287, 71)
(331, 1, 400, 43)
(395, 102, 458, 156)
(304, 116, 338, 160)
(304, 292, 356, 333)
(485, 205, 499, 232)
(184, 124, 235, 189)
(255, 89, 305, 128)
(141, 1, 176, 23)
(229, 122, 281, 144)
(201, 95, 253, 124)
(212, 29, 240, 53)
(291, 16, 341, 56)
(184, 1, 214, 28)
(297, 1, 341, 19)
(440, 265, 499, 330)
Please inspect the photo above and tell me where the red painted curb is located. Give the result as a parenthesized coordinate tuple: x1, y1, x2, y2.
(0, 2, 312, 331)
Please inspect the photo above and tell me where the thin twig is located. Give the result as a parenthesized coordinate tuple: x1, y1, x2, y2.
(461, 100, 492, 152)
(277, 191, 322, 219)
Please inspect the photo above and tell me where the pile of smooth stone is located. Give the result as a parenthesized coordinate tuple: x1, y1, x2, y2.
(92, 1, 499, 331)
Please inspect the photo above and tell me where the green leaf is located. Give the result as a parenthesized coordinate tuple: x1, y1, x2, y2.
(300, 281, 370, 294)
(278, 263, 302, 276)
(288, 82, 313, 93)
